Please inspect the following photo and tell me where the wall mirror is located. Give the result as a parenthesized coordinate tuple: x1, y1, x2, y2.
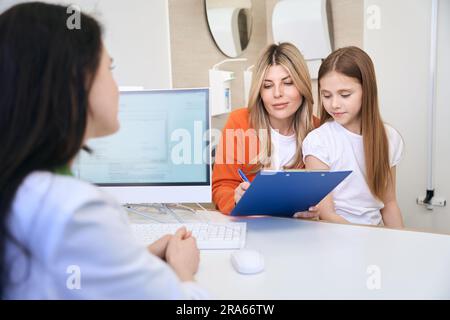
(205, 0, 253, 57)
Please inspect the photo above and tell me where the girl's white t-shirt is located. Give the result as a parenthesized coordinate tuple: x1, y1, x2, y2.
(302, 120, 404, 225)
(270, 127, 297, 170)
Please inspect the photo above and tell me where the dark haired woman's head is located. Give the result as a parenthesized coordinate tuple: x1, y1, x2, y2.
(0, 2, 119, 297)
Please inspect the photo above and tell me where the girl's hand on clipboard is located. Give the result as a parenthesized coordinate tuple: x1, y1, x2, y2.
(293, 206, 319, 220)
(234, 182, 250, 204)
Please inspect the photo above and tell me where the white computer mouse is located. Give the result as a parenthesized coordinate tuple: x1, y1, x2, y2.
(231, 249, 265, 274)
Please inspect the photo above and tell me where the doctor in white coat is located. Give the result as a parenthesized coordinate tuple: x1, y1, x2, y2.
(0, 2, 208, 299)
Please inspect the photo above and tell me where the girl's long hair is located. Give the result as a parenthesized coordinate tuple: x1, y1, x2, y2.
(0, 2, 102, 298)
(318, 46, 391, 200)
(248, 42, 314, 172)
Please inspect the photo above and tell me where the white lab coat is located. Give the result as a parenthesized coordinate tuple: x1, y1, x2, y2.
(5, 171, 209, 299)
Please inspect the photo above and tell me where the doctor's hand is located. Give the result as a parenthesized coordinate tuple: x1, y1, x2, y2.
(234, 182, 250, 204)
(147, 234, 172, 260)
(166, 227, 200, 282)
(147, 230, 192, 261)
(293, 206, 319, 220)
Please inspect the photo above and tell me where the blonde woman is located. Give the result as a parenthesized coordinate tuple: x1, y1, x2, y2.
(212, 42, 319, 215)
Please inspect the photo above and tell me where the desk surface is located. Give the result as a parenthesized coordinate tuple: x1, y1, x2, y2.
(194, 212, 450, 299)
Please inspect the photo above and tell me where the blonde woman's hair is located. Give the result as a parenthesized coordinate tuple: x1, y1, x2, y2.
(318, 46, 391, 200)
(247, 42, 314, 172)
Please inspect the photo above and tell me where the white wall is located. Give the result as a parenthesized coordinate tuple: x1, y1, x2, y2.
(434, 0, 450, 233)
(0, 0, 172, 89)
(364, 0, 450, 233)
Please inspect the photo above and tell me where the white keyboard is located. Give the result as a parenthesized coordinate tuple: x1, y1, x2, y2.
(130, 222, 246, 250)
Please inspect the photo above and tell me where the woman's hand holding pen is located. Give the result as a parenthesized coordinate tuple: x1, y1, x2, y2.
(234, 181, 250, 204)
(235, 168, 250, 204)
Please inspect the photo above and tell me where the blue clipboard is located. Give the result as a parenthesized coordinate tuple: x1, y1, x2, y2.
(231, 170, 352, 217)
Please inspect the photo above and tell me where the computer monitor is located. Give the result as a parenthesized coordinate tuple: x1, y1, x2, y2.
(73, 88, 211, 204)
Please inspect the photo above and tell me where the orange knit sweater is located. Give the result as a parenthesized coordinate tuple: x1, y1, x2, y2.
(212, 108, 319, 214)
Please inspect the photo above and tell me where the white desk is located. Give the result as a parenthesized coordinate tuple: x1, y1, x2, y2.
(195, 211, 450, 299)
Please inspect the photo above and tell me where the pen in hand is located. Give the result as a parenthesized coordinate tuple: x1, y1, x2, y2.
(235, 169, 250, 204)
(238, 169, 250, 183)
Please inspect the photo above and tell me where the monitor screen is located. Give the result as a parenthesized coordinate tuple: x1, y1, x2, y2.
(73, 88, 211, 204)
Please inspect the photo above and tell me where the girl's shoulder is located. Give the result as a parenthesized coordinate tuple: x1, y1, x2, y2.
(303, 121, 338, 151)
(384, 123, 404, 147)
(384, 123, 402, 138)
(305, 120, 337, 139)
(384, 124, 404, 166)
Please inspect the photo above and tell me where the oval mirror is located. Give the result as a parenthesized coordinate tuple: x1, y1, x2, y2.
(205, 0, 253, 58)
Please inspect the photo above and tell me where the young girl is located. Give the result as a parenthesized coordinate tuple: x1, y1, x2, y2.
(0, 2, 207, 299)
(301, 46, 404, 227)
(212, 43, 318, 214)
